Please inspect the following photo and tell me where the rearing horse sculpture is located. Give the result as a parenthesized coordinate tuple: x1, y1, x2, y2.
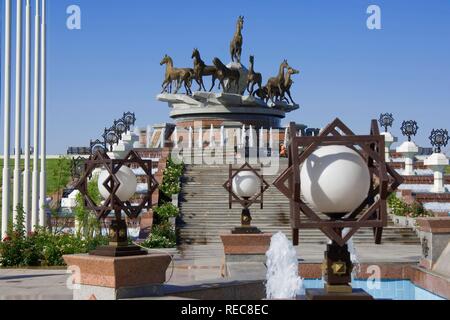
(191, 48, 217, 92)
(230, 16, 244, 63)
(160, 54, 193, 95)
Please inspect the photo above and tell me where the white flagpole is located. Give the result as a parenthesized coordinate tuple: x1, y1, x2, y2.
(39, 0, 46, 227)
(31, 0, 40, 230)
(23, 0, 32, 231)
(2, 0, 12, 238)
(13, 0, 24, 224)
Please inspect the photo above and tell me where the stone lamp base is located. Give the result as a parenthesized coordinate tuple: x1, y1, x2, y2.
(64, 253, 171, 300)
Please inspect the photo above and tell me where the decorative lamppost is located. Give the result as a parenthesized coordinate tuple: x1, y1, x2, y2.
(429, 129, 449, 154)
(114, 119, 127, 140)
(123, 112, 136, 132)
(397, 120, 419, 176)
(424, 129, 449, 193)
(223, 163, 270, 234)
(103, 127, 119, 152)
(73, 150, 158, 256)
(90, 138, 107, 155)
(274, 119, 402, 300)
(379, 113, 397, 162)
(64, 150, 171, 300)
(401, 120, 419, 142)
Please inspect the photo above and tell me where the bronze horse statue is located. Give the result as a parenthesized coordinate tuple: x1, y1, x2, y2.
(160, 54, 193, 95)
(281, 67, 299, 105)
(253, 65, 299, 104)
(265, 60, 289, 103)
(191, 48, 217, 92)
(246, 55, 262, 95)
(212, 57, 240, 92)
(230, 16, 244, 63)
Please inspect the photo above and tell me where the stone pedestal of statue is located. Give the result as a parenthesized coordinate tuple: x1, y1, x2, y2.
(157, 92, 300, 130)
(224, 62, 249, 95)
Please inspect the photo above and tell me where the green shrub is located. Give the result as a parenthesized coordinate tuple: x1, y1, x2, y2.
(74, 175, 102, 239)
(154, 203, 179, 222)
(0, 207, 108, 267)
(388, 193, 410, 217)
(0, 229, 109, 267)
(160, 158, 184, 198)
(141, 222, 176, 249)
(410, 201, 433, 218)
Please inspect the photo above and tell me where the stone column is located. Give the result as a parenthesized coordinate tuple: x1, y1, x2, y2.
(209, 124, 215, 147)
(284, 127, 288, 147)
(424, 153, 449, 193)
(381, 131, 397, 162)
(188, 127, 193, 149)
(269, 128, 273, 150)
(173, 127, 178, 148)
(220, 126, 225, 147)
(396, 141, 419, 176)
(198, 127, 203, 149)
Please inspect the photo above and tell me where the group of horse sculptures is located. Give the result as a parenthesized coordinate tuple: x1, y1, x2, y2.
(160, 16, 299, 105)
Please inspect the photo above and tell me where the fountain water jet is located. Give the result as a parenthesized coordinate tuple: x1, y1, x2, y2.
(266, 232, 304, 299)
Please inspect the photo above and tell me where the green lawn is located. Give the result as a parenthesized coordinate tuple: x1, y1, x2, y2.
(446, 166, 450, 174)
(0, 158, 72, 195)
(0, 158, 72, 219)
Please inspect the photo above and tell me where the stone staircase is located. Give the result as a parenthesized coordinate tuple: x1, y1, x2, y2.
(177, 160, 420, 245)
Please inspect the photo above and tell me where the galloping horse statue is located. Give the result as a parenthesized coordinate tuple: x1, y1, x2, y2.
(191, 48, 217, 92)
(230, 16, 244, 63)
(160, 54, 193, 95)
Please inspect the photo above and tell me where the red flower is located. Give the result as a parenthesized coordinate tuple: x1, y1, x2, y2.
(2, 236, 12, 242)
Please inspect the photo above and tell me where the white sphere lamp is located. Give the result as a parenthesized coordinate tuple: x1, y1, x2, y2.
(232, 171, 260, 198)
(98, 166, 138, 202)
(300, 145, 371, 218)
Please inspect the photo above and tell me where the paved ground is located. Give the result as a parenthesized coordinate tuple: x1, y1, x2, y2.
(0, 243, 421, 300)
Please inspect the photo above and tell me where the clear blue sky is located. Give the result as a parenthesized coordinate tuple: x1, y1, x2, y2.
(1, 0, 450, 154)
